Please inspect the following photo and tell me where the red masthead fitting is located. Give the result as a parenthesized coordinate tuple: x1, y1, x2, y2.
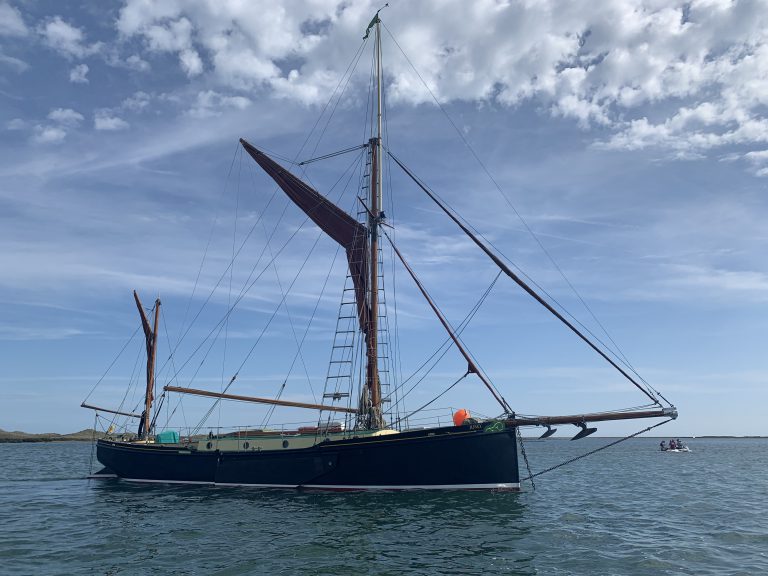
(453, 409, 470, 427)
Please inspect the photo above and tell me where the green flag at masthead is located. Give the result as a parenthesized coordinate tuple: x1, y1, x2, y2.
(363, 14, 379, 39)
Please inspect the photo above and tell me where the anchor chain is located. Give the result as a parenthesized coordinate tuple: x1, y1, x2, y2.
(516, 425, 535, 491)
(521, 418, 674, 483)
(88, 412, 98, 476)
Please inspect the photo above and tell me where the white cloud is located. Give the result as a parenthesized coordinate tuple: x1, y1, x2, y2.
(139, 16, 194, 52)
(94, 110, 130, 131)
(39, 16, 101, 59)
(6, 118, 26, 130)
(104, 51, 151, 72)
(122, 91, 151, 111)
(69, 64, 89, 84)
(47, 108, 84, 126)
(31, 108, 84, 143)
(179, 48, 202, 76)
(187, 90, 251, 118)
(114, 0, 768, 169)
(745, 150, 768, 162)
(0, 325, 85, 341)
(118, 13, 201, 75)
(116, 1, 341, 100)
(33, 126, 67, 144)
(69, 63, 89, 83)
(0, 1, 27, 36)
(125, 54, 150, 71)
(664, 264, 768, 301)
(744, 149, 768, 177)
(0, 51, 28, 72)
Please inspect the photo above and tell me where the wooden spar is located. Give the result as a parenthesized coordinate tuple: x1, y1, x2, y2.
(383, 229, 511, 413)
(149, 298, 160, 433)
(80, 402, 142, 419)
(134, 290, 160, 438)
(362, 16, 384, 428)
(387, 152, 661, 406)
(163, 386, 359, 414)
(367, 135, 381, 418)
(505, 407, 677, 428)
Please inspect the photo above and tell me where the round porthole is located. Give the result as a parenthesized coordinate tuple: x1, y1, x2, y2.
(206, 441, 213, 449)
(243, 441, 250, 449)
(282, 440, 289, 448)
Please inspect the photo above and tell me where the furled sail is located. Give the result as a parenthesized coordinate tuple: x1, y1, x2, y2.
(240, 139, 370, 335)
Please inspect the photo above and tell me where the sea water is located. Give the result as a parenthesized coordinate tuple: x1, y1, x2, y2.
(1, 437, 766, 575)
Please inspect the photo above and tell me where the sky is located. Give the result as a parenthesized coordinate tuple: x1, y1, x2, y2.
(1, 0, 766, 437)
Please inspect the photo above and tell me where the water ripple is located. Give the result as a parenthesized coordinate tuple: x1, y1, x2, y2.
(1, 438, 766, 575)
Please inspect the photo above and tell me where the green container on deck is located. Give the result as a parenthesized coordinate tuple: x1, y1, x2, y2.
(155, 430, 180, 444)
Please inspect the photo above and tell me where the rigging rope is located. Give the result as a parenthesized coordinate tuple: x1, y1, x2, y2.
(471, 232, 671, 405)
(381, 70, 406, 426)
(387, 149, 660, 406)
(158, 186, 285, 382)
(261, 381, 286, 429)
(261, 212, 321, 403)
(383, 228, 511, 412)
(173, 139, 242, 366)
(162, 39, 371, 432)
(192, 171, 366, 435)
(158, 305, 188, 431)
(81, 325, 140, 404)
(254, 149, 366, 427)
(298, 143, 368, 166)
(102, 332, 144, 435)
(393, 371, 470, 426)
(156, 37, 369, 389)
(386, 271, 502, 415)
(165, 147, 365, 419)
(220, 146, 244, 432)
(381, 22, 669, 407)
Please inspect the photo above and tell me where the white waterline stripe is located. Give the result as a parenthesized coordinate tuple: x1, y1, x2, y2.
(215, 482, 299, 488)
(120, 478, 519, 490)
(302, 483, 520, 490)
(123, 478, 215, 485)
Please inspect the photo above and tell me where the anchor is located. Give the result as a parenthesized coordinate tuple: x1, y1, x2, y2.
(538, 425, 557, 439)
(571, 422, 597, 441)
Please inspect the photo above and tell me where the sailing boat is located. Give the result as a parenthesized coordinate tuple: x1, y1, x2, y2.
(85, 12, 676, 490)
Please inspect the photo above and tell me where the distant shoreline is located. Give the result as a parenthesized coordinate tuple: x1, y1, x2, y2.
(0, 429, 107, 443)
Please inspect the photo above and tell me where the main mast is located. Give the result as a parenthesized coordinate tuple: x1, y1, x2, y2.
(363, 12, 385, 429)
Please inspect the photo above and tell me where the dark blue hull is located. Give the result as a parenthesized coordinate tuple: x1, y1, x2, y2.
(96, 423, 520, 490)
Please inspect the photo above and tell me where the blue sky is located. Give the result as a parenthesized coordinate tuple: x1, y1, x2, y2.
(1, 0, 766, 437)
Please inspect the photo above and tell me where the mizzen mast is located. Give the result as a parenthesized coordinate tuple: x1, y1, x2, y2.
(133, 290, 160, 439)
